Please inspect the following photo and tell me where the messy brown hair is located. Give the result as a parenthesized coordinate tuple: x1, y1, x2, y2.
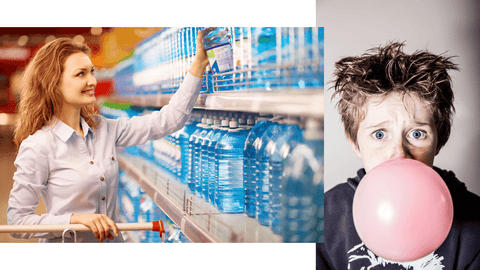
(14, 38, 99, 148)
(332, 41, 458, 152)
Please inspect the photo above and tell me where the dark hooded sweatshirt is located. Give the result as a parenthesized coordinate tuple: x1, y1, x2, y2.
(317, 167, 480, 270)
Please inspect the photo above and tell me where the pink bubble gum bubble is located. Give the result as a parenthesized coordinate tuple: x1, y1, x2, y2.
(352, 158, 454, 262)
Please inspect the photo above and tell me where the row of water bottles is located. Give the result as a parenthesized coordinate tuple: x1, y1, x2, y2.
(118, 170, 190, 243)
(101, 105, 323, 242)
(202, 27, 324, 91)
(168, 110, 324, 242)
(113, 27, 324, 96)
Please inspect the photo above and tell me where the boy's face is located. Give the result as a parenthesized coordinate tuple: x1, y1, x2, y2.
(350, 92, 439, 172)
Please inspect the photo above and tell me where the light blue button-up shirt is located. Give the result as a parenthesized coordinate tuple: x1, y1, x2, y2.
(7, 72, 202, 243)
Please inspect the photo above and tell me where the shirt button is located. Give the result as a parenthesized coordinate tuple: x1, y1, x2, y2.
(111, 157, 115, 161)
(102, 197, 106, 201)
(90, 161, 94, 165)
(100, 177, 105, 181)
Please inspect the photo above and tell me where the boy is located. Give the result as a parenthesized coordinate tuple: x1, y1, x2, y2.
(317, 42, 480, 269)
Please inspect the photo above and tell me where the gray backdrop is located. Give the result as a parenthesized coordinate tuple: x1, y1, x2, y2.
(317, 0, 480, 195)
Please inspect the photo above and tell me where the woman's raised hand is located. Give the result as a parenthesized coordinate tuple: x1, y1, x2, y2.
(70, 213, 119, 242)
(189, 30, 210, 78)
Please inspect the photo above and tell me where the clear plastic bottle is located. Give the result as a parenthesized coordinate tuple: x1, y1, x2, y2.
(201, 118, 220, 200)
(207, 119, 229, 205)
(254, 117, 283, 225)
(175, 116, 198, 184)
(214, 119, 248, 213)
(194, 117, 212, 198)
(243, 115, 274, 217)
(310, 27, 324, 89)
(202, 27, 233, 73)
(268, 118, 303, 235)
(188, 116, 207, 192)
(281, 118, 324, 242)
(202, 27, 234, 92)
(232, 27, 250, 91)
(251, 27, 278, 90)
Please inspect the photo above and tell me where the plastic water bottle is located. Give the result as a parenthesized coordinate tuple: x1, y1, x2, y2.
(251, 27, 278, 90)
(243, 115, 274, 217)
(201, 118, 220, 200)
(215, 119, 248, 213)
(269, 118, 303, 235)
(207, 119, 229, 204)
(232, 27, 250, 90)
(314, 27, 325, 88)
(175, 117, 199, 184)
(188, 117, 207, 192)
(202, 27, 234, 91)
(202, 27, 233, 74)
(255, 117, 289, 226)
(281, 118, 324, 242)
(194, 117, 213, 197)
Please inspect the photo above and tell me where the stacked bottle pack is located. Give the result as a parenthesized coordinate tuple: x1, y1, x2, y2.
(112, 27, 324, 96)
(102, 104, 324, 242)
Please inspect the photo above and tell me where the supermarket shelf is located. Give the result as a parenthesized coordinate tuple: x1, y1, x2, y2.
(117, 151, 282, 243)
(97, 94, 206, 110)
(97, 89, 323, 118)
(205, 89, 323, 118)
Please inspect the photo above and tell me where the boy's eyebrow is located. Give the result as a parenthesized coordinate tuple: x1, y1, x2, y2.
(412, 121, 431, 126)
(366, 120, 432, 130)
(365, 120, 390, 129)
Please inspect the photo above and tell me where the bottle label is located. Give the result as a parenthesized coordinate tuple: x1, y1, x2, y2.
(206, 43, 234, 73)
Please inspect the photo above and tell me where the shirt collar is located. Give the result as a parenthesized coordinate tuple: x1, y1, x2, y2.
(80, 116, 95, 139)
(50, 116, 94, 142)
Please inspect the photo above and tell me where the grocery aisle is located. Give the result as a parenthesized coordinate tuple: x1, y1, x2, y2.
(0, 125, 46, 242)
(103, 27, 325, 243)
(0, 27, 324, 243)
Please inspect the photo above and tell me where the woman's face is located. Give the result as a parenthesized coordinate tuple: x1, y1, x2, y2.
(57, 52, 97, 110)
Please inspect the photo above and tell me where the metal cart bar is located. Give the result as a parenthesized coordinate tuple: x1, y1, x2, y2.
(0, 221, 166, 242)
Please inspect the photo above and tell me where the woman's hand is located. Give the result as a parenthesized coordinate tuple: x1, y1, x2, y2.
(70, 214, 119, 243)
(189, 30, 210, 78)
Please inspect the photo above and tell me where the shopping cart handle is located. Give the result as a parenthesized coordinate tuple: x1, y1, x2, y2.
(152, 220, 164, 233)
(0, 221, 166, 243)
(152, 220, 166, 242)
(0, 221, 165, 234)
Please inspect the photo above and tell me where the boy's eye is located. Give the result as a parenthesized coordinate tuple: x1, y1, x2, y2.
(372, 130, 386, 140)
(78, 71, 84, 76)
(408, 129, 426, 139)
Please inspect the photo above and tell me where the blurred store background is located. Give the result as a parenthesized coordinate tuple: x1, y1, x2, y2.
(0, 27, 163, 118)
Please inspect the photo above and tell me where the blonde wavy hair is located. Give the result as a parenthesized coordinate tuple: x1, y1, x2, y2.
(14, 38, 99, 148)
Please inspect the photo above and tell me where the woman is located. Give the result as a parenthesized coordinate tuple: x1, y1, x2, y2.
(7, 30, 209, 243)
